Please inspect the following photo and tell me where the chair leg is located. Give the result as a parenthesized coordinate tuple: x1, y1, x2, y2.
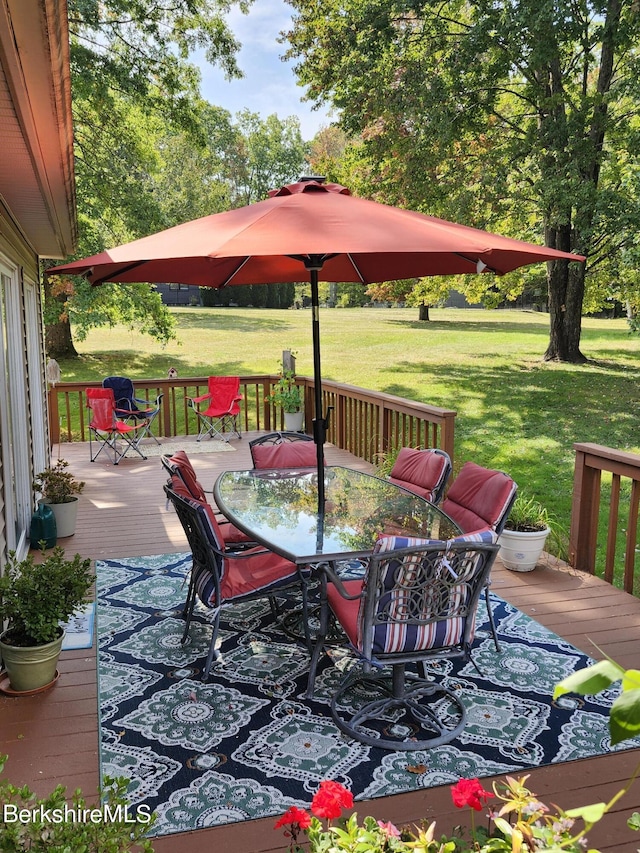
(305, 591, 331, 700)
(202, 610, 222, 681)
(485, 585, 501, 652)
(181, 574, 198, 643)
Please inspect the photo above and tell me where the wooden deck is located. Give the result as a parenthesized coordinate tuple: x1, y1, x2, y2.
(2, 435, 640, 851)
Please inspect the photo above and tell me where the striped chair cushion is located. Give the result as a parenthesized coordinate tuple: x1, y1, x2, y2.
(355, 531, 496, 655)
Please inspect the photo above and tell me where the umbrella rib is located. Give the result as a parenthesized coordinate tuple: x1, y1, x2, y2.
(90, 261, 146, 286)
(219, 257, 252, 288)
(454, 253, 498, 274)
(346, 254, 365, 283)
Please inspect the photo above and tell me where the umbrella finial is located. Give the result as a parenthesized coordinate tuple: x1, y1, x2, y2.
(298, 175, 326, 183)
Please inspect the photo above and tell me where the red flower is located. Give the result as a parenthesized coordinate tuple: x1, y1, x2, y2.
(451, 778, 492, 812)
(274, 806, 312, 830)
(311, 780, 354, 820)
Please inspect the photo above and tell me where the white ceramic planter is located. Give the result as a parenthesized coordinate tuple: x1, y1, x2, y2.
(43, 497, 79, 538)
(283, 411, 304, 432)
(498, 526, 550, 572)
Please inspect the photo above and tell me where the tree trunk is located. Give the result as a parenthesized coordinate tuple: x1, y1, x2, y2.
(544, 259, 587, 363)
(418, 303, 430, 321)
(43, 276, 77, 357)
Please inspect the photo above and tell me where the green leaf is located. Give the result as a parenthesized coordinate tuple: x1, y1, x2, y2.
(565, 802, 607, 823)
(609, 689, 640, 745)
(553, 660, 625, 699)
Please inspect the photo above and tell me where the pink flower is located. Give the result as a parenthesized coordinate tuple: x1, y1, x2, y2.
(451, 778, 493, 811)
(311, 780, 354, 820)
(377, 820, 401, 837)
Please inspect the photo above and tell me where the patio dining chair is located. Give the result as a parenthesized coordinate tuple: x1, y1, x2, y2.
(388, 447, 452, 505)
(164, 481, 312, 679)
(441, 461, 518, 651)
(306, 532, 499, 750)
(187, 376, 243, 441)
(86, 387, 150, 464)
(102, 376, 163, 446)
(161, 450, 253, 545)
(250, 432, 317, 470)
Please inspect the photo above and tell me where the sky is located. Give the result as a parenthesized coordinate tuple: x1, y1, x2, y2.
(194, 0, 333, 140)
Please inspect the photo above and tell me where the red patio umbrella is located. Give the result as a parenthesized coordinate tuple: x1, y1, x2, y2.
(48, 179, 584, 508)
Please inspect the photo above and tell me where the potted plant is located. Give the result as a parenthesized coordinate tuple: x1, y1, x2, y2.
(266, 371, 304, 431)
(498, 493, 551, 572)
(0, 547, 94, 692)
(33, 459, 84, 538)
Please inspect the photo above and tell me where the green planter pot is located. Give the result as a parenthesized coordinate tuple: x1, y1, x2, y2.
(0, 629, 63, 692)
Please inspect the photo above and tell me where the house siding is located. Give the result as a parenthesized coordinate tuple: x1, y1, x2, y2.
(0, 0, 76, 568)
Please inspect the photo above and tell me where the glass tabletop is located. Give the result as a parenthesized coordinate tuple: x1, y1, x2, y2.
(214, 465, 461, 564)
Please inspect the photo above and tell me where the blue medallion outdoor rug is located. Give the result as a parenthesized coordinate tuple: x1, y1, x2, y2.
(97, 553, 637, 838)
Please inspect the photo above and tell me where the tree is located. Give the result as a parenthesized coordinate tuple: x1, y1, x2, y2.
(46, 0, 245, 356)
(285, 0, 640, 362)
(226, 111, 309, 204)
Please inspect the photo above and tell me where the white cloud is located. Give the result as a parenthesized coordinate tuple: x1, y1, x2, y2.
(193, 0, 333, 139)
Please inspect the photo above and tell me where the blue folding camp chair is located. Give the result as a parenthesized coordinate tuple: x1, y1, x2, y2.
(102, 376, 163, 446)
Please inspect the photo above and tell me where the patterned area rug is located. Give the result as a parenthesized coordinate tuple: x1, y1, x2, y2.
(97, 553, 636, 838)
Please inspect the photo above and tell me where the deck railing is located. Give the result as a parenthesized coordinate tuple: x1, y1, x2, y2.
(48, 375, 457, 468)
(570, 442, 640, 592)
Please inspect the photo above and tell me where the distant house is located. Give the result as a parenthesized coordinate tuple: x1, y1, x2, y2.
(0, 0, 76, 564)
(155, 283, 202, 306)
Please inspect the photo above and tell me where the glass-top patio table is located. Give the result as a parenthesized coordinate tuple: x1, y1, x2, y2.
(214, 465, 461, 564)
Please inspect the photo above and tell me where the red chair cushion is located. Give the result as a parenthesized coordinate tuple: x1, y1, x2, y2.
(171, 478, 299, 606)
(327, 580, 363, 647)
(252, 442, 318, 469)
(441, 461, 516, 533)
(168, 451, 207, 502)
(389, 448, 448, 501)
(169, 452, 250, 542)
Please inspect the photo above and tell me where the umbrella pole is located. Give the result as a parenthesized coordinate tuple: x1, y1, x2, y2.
(308, 264, 326, 513)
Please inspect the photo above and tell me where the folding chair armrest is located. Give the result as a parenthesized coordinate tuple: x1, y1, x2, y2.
(233, 393, 244, 402)
(133, 395, 160, 411)
(188, 392, 212, 405)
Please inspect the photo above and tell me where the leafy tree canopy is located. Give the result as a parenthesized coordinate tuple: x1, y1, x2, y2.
(287, 0, 640, 360)
(46, 0, 250, 355)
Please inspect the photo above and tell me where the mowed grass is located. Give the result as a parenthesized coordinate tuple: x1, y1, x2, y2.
(62, 306, 640, 576)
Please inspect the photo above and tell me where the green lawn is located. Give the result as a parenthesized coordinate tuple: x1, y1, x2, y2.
(60, 306, 640, 574)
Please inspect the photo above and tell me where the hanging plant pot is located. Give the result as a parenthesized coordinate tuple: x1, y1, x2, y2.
(498, 526, 550, 572)
(0, 629, 64, 692)
(42, 497, 79, 538)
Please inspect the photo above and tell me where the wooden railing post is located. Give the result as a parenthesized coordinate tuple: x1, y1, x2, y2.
(570, 444, 601, 573)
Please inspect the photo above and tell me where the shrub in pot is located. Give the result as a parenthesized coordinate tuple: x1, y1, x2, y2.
(498, 494, 551, 572)
(0, 547, 94, 691)
(265, 371, 304, 430)
(33, 459, 85, 538)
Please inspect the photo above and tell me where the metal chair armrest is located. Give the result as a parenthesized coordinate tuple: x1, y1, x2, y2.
(316, 561, 365, 600)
